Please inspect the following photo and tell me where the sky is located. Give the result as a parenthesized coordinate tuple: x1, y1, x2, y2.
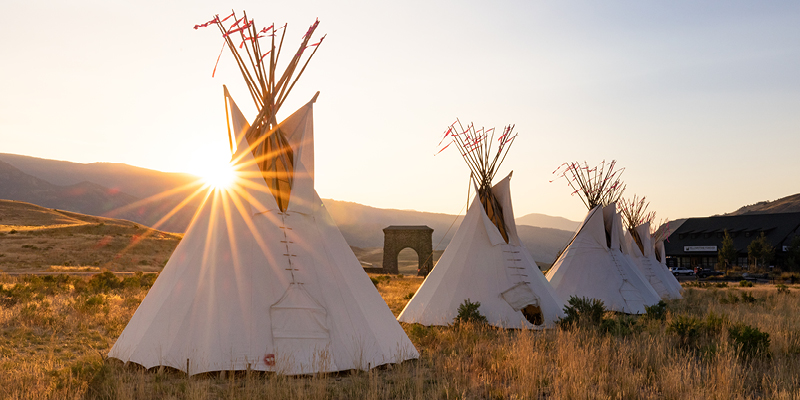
(2, 1, 799, 222)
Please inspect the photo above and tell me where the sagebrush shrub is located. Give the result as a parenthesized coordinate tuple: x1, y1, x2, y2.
(370, 275, 391, 287)
(667, 315, 702, 347)
(741, 292, 757, 303)
(644, 300, 667, 321)
(87, 272, 123, 293)
(729, 323, 770, 358)
(454, 299, 487, 325)
(121, 272, 157, 290)
(704, 311, 728, 335)
(559, 296, 605, 329)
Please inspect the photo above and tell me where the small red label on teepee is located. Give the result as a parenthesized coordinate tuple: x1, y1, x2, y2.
(264, 354, 275, 366)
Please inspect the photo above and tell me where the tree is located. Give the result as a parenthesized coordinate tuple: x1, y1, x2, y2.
(718, 230, 737, 275)
(786, 235, 800, 272)
(748, 232, 774, 271)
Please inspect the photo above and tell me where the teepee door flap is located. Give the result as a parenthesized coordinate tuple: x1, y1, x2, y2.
(270, 283, 336, 373)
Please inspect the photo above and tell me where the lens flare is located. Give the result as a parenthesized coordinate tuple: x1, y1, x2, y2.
(198, 160, 236, 190)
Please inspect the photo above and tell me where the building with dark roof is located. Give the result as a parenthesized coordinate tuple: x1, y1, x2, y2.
(663, 212, 800, 270)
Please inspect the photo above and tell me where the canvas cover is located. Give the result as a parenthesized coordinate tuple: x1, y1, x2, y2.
(545, 204, 661, 314)
(398, 174, 566, 328)
(109, 92, 417, 375)
(623, 223, 683, 300)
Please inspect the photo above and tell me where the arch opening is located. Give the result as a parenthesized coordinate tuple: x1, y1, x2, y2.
(397, 247, 420, 275)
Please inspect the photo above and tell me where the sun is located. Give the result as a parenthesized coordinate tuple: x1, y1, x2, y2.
(197, 159, 236, 190)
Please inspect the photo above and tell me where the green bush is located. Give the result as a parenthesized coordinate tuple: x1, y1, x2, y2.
(0, 275, 78, 305)
(720, 291, 740, 304)
(76, 294, 108, 314)
(454, 299, 487, 325)
(741, 292, 757, 303)
(87, 272, 122, 293)
(728, 323, 770, 358)
(407, 324, 438, 346)
(0, 286, 19, 307)
(739, 280, 754, 287)
(121, 272, 158, 290)
(704, 311, 728, 335)
(776, 284, 790, 294)
(600, 313, 638, 336)
(559, 296, 606, 329)
(370, 275, 391, 287)
(644, 300, 668, 321)
(667, 315, 703, 347)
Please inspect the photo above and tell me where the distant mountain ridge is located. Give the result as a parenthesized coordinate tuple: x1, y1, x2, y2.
(0, 157, 201, 232)
(0, 153, 576, 264)
(726, 193, 800, 216)
(0, 160, 139, 217)
(0, 153, 198, 199)
(515, 212, 580, 233)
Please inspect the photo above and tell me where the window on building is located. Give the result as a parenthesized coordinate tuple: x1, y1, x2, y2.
(737, 257, 748, 268)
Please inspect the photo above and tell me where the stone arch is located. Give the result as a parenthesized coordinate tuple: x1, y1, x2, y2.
(382, 226, 434, 276)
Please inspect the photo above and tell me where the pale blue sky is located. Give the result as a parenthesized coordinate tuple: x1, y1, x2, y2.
(1, 1, 799, 221)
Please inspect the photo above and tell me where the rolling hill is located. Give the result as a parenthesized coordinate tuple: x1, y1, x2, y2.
(727, 193, 800, 215)
(0, 199, 181, 272)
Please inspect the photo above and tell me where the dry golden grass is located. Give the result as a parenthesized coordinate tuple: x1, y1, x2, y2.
(0, 200, 181, 272)
(371, 274, 425, 316)
(3, 273, 800, 399)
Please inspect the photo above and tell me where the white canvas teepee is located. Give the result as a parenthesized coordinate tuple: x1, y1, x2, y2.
(623, 223, 682, 300)
(545, 203, 661, 314)
(398, 174, 566, 328)
(108, 92, 418, 375)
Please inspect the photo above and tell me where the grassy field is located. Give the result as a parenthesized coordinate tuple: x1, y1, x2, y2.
(0, 200, 181, 272)
(2, 273, 800, 399)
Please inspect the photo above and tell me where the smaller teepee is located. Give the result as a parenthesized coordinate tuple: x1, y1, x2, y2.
(546, 161, 660, 314)
(619, 196, 682, 300)
(652, 221, 684, 296)
(398, 121, 565, 328)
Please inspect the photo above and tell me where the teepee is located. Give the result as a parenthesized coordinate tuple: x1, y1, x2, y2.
(546, 161, 660, 314)
(619, 197, 682, 300)
(652, 220, 683, 295)
(398, 121, 565, 328)
(109, 14, 417, 375)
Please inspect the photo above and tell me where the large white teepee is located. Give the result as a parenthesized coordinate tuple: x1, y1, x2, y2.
(545, 203, 661, 314)
(623, 223, 682, 299)
(398, 174, 566, 328)
(108, 92, 418, 375)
